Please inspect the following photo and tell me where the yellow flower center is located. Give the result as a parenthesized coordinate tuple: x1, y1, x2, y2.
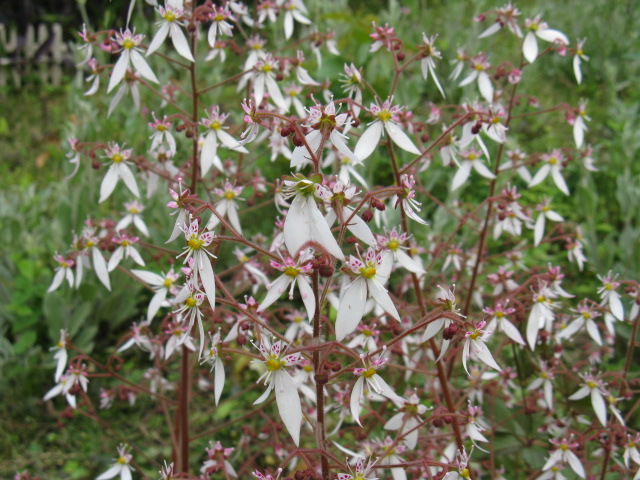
(120, 240, 130, 247)
(85, 240, 95, 248)
(587, 381, 597, 389)
(582, 311, 592, 319)
(188, 236, 204, 250)
(495, 311, 504, 318)
(363, 368, 376, 378)
(112, 153, 124, 164)
(540, 372, 548, 379)
(388, 240, 399, 251)
(604, 283, 613, 291)
(377, 110, 392, 122)
(474, 64, 484, 71)
(548, 157, 558, 165)
(128, 207, 140, 214)
(468, 153, 477, 161)
(360, 265, 377, 279)
(210, 121, 221, 131)
(560, 443, 569, 451)
(293, 316, 303, 323)
(542, 206, 550, 212)
(537, 295, 546, 303)
(261, 64, 272, 73)
(529, 23, 539, 31)
(223, 190, 236, 200)
(185, 296, 197, 308)
(284, 266, 299, 278)
(57, 341, 64, 348)
(117, 456, 127, 464)
(163, 11, 177, 22)
(214, 14, 224, 21)
(363, 329, 372, 337)
(266, 358, 282, 371)
(156, 124, 167, 132)
(122, 38, 135, 50)
(163, 277, 174, 288)
(469, 330, 481, 340)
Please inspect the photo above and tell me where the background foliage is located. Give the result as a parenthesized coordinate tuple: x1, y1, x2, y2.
(0, 0, 638, 477)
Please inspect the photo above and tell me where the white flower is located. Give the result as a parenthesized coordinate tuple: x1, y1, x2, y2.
(177, 219, 217, 310)
(532, 199, 564, 246)
(107, 28, 159, 93)
(462, 321, 502, 374)
(146, 0, 194, 62)
(99, 143, 140, 203)
(48, 254, 75, 293)
(116, 201, 149, 237)
(251, 53, 286, 111)
(522, 16, 569, 64)
(200, 331, 225, 405)
(597, 271, 624, 321)
(81, 227, 111, 290)
(384, 393, 429, 449)
(281, 174, 344, 260)
(573, 39, 590, 85)
(572, 100, 590, 148)
(451, 147, 496, 191)
(354, 98, 421, 161)
(207, 180, 245, 234)
(459, 53, 494, 103)
(199, 106, 248, 176)
(420, 33, 445, 98)
(148, 114, 176, 157)
(557, 303, 602, 345)
(108, 232, 145, 271)
(376, 228, 425, 275)
(258, 252, 315, 319)
(279, 0, 311, 39)
(350, 349, 403, 426)
(529, 150, 570, 196)
(483, 303, 525, 345)
(97, 444, 134, 480)
(336, 247, 400, 341)
(166, 186, 190, 243)
(543, 436, 585, 479)
(207, 5, 234, 47)
(526, 283, 557, 350)
(337, 456, 379, 480)
(253, 338, 303, 445)
(49, 329, 69, 382)
(568, 373, 608, 426)
(527, 362, 555, 410)
(397, 174, 428, 225)
(173, 278, 207, 358)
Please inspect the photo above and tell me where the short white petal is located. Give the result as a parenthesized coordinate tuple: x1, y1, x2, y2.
(335, 278, 367, 341)
(383, 412, 404, 430)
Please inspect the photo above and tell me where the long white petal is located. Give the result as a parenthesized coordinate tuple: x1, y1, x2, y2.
(107, 52, 129, 93)
(118, 164, 140, 197)
(573, 117, 585, 148)
(330, 131, 359, 164)
(421, 317, 444, 342)
(368, 278, 400, 321)
(344, 208, 376, 246)
(107, 247, 124, 272)
(472, 160, 496, 180)
(93, 248, 111, 290)
(544, 380, 554, 409)
(131, 50, 160, 83)
(217, 129, 248, 153)
(214, 358, 225, 405)
(566, 450, 586, 479)
(170, 24, 195, 62)
(308, 199, 345, 260)
(199, 253, 216, 308)
(297, 276, 316, 320)
(275, 371, 302, 445)
(529, 164, 551, 188)
(501, 319, 525, 345)
(146, 24, 170, 57)
(226, 202, 242, 235)
(96, 464, 122, 480)
(147, 289, 167, 323)
(253, 76, 265, 108)
(591, 389, 607, 426)
(573, 55, 582, 85)
(523, 31, 538, 64)
(335, 278, 367, 341)
(48, 269, 65, 293)
(568, 385, 590, 400)
(537, 28, 569, 45)
(354, 121, 383, 161)
(551, 168, 570, 195)
(458, 71, 477, 87)
(99, 164, 120, 203)
(478, 71, 494, 103)
(284, 195, 312, 257)
(608, 292, 624, 321)
(265, 75, 286, 111)
(395, 249, 425, 274)
(258, 275, 290, 312)
(472, 339, 502, 371)
(385, 122, 420, 155)
(526, 310, 540, 350)
(451, 162, 472, 191)
(350, 377, 365, 426)
(534, 214, 546, 246)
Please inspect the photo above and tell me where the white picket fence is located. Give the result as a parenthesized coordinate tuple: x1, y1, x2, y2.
(0, 23, 72, 87)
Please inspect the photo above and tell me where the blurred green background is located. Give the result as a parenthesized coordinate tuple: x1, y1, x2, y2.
(0, 0, 638, 477)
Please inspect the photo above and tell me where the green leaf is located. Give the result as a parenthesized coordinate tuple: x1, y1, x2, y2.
(13, 330, 37, 354)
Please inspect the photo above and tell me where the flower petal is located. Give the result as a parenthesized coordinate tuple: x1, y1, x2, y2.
(354, 121, 383, 161)
(170, 24, 195, 62)
(523, 31, 538, 64)
(385, 121, 421, 155)
(93, 247, 111, 291)
(275, 371, 302, 446)
(336, 278, 367, 341)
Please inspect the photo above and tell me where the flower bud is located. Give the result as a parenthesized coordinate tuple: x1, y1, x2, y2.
(292, 134, 304, 147)
(361, 208, 374, 223)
